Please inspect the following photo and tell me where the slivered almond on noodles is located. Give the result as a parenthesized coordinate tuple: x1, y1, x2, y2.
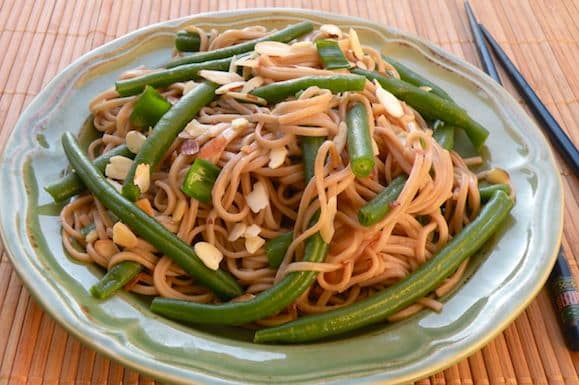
(198, 70, 244, 85)
(255, 41, 293, 56)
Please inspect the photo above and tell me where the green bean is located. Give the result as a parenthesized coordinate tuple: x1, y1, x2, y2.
(316, 39, 350, 69)
(251, 75, 366, 104)
(149, 138, 328, 325)
(122, 81, 217, 201)
(45, 144, 133, 202)
(432, 121, 455, 150)
(479, 184, 511, 202)
(352, 68, 489, 150)
(254, 190, 513, 343)
(265, 232, 294, 268)
(62, 132, 242, 299)
(346, 102, 375, 177)
(175, 31, 201, 52)
(165, 21, 313, 68)
(129, 85, 172, 128)
(382, 55, 452, 101)
(115, 58, 230, 97)
(300, 136, 326, 182)
(358, 175, 408, 226)
(90, 261, 142, 300)
(181, 158, 221, 204)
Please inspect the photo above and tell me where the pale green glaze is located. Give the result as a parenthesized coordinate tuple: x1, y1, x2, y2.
(0, 9, 563, 385)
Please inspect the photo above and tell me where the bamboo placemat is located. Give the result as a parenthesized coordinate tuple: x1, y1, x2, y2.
(0, 1, 577, 384)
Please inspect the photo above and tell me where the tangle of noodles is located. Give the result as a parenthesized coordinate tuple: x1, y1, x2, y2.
(61, 24, 490, 326)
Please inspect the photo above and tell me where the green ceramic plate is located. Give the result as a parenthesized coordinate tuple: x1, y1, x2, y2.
(0, 9, 563, 385)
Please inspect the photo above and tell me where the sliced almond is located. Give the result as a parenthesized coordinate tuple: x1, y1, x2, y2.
(126, 130, 147, 154)
(241, 76, 264, 93)
(172, 200, 187, 222)
(136, 198, 154, 216)
(246, 182, 269, 213)
(228, 223, 247, 242)
(184, 119, 210, 137)
(226, 92, 268, 106)
(333, 121, 348, 154)
(229, 54, 238, 73)
(348, 28, 364, 60)
(105, 155, 133, 180)
(255, 41, 292, 57)
(234, 57, 259, 68)
(375, 81, 404, 118)
(484, 168, 510, 185)
(85, 230, 98, 244)
(319, 196, 337, 243)
(372, 139, 380, 156)
(320, 24, 343, 39)
(94, 239, 119, 258)
(215, 81, 245, 95)
(231, 117, 249, 132)
(194, 241, 223, 270)
(419, 86, 433, 92)
(291, 41, 315, 51)
(134, 163, 151, 193)
(268, 146, 288, 169)
(112, 222, 139, 249)
(245, 236, 265, 254)
(198, 70, 244, 85)
(244, 224, 261, 238)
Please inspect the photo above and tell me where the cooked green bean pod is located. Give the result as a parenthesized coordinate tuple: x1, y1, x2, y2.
(61, 132, 242, 299)
(115, 58, 230, 97)
(90, 261, 142, 300)
(175, 31, 201, 52)
(122, 81, 217, 201)
(316, 39, 350, 69)
(382, 55, 452, 101)
(352, 68, 489, 149)
(149, 137, 329, 325)
(165, 21, 313, 68)
(251, 75, 366, 104)
(346, 102, 375, 177)
(254, 190, 513, 343)
(358, 175, 408, 226)
(45, 144, 133, 202)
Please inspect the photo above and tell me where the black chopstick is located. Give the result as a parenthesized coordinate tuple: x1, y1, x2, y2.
(464, 1, 579, 352)
(464, 2, 502, 84)
(478, 24, 579, 176)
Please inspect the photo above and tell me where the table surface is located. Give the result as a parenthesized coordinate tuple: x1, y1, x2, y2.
(0, 1, 577, 384)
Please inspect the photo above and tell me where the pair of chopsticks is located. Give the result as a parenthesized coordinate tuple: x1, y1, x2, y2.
(464, 2, 579, 351)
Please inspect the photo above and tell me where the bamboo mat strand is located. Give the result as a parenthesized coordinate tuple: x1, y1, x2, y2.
(0, 1, 577, 384)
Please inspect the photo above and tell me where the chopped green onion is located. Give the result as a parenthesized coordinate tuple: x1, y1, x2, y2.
(129, 85, 172, 129)
(181, 158, 221, 204)
(265, 232, 294, 268)
(315, 39, 350, 70)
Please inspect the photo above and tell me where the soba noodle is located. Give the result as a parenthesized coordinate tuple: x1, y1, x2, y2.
(60, 24, 485, 326)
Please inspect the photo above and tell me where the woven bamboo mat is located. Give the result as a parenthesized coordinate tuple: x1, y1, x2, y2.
(0, 0, 577, 384)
